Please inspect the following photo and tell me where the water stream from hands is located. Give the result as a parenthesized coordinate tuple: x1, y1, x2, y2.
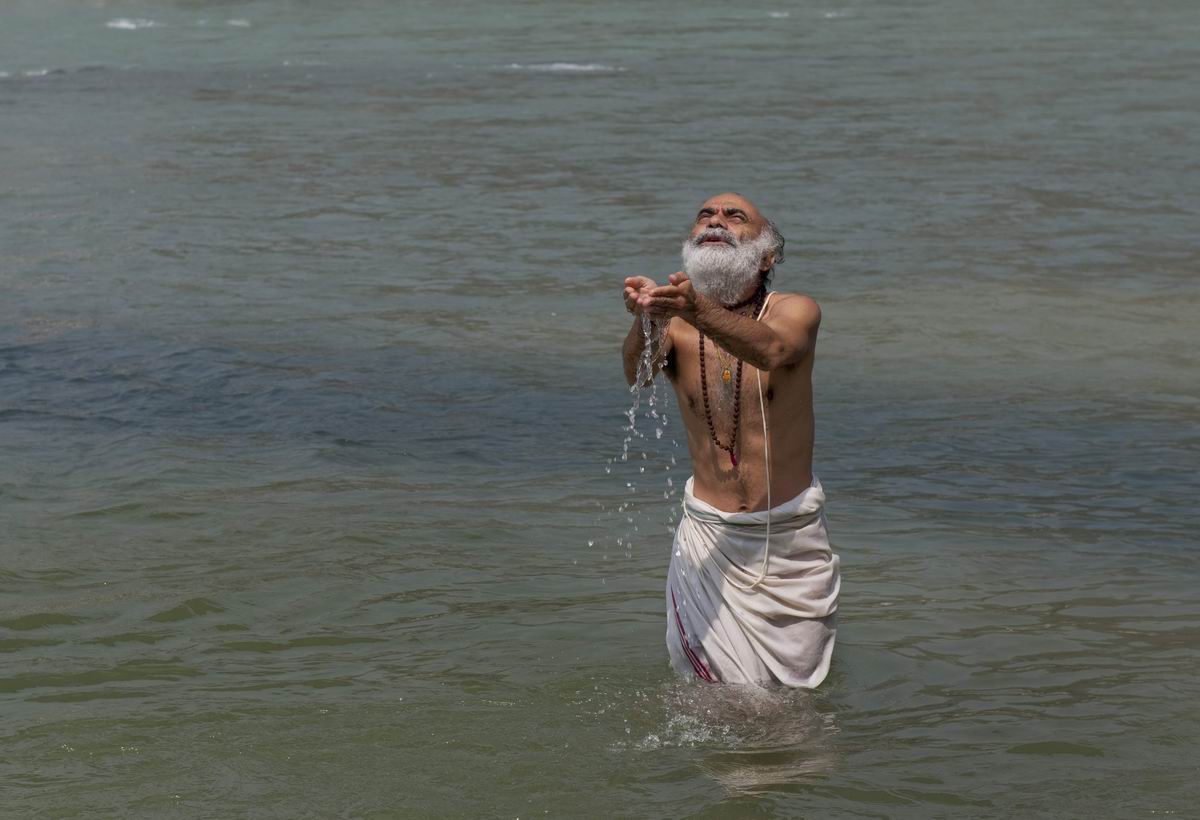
(598, 314, 679, 562)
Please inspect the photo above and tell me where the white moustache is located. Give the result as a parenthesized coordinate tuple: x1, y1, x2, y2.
(693, 228, 738, 247)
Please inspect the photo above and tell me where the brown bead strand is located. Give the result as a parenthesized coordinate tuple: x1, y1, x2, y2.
(698, 287, 766, 469)
(699, 335, 743, 466)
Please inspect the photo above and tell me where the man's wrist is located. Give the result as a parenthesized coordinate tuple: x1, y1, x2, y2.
(692, 294, 721, 328)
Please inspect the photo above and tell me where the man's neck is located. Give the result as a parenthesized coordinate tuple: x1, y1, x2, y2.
(723, 280, 767, 312)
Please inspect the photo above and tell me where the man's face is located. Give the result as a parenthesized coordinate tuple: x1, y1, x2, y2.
(681, 194, 775, 305)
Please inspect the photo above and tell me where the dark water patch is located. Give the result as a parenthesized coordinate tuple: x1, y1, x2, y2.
(0, 637, 65, 652)
(0, 567, 82, 584)
(0, 327, 619, 473)
(211, 635, 385, 654)
(72, 502, 145, 518)
(28, 688, 154, 704)
(0, 407, 130, 429)
(147, 597, 225, 623)
(144, 509, 207, 520)
(1007, 741, 1104, 757)
(0, 613, 86, 631)
(88, 631, 172, 647)
(0, 659, 202, 695)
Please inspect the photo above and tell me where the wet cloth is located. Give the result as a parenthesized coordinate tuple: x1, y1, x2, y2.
(665, 475, 840, 687)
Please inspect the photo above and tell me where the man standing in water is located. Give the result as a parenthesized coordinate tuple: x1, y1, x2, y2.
(621, 193, 840, 687)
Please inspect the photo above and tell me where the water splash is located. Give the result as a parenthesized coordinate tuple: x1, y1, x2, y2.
(588, 678, 840, 785)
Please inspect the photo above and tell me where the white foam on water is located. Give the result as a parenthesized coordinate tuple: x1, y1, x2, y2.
(21, 69, 51, 77)
(822, 10, 850, 18)
(634, 712, 741, 749)
(226, 19, 251, 28)
(106, 18, 162, 30)
(505, 62, 624, 73)
(767, 11, 791, 19)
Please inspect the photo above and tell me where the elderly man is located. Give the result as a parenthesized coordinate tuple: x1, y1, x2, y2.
(620, 193, 840, 688)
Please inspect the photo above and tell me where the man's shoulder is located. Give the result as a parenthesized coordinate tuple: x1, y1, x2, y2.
(768, 292, 821, 325)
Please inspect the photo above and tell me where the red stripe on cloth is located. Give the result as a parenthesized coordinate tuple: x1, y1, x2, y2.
(670, 588, 716, 683)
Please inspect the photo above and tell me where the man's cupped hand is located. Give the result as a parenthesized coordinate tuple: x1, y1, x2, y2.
(623, 276, 658, 314)
(637, 272, 700, 322)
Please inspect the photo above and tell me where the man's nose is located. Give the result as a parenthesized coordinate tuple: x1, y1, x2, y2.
(705, 213, 727, 229)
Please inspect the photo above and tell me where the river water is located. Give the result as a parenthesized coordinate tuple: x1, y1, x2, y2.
(3, 0, 1198, 816)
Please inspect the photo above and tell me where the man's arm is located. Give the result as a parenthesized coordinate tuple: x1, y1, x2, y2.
(638, 273, 819, 372)
(694, 293, 818, 371)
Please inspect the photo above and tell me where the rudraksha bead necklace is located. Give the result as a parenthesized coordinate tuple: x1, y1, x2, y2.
(698, 286, 767, 469)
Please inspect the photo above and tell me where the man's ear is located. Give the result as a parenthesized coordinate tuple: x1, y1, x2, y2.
(759, 251, 775, 273)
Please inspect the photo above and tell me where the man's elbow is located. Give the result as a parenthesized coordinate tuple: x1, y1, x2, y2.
(764, 342, 805, 371)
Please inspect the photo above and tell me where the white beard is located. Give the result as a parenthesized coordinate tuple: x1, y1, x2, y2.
(680, 228, 773, 306)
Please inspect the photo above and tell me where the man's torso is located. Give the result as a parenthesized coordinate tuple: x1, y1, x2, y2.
(664, 293, 816, 512)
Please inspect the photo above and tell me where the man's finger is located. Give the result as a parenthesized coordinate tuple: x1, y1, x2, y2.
(648, 285, 683, 298)
(640, 296, 684, 311)
(668, 271, 689, 285)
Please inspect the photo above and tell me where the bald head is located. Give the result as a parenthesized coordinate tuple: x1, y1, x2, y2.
(697, 192, 768, 230)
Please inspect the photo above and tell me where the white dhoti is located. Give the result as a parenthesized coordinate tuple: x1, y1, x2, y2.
(665, 475, 840, 688)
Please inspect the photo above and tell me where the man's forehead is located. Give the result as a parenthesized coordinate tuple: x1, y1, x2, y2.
(697, 193, 763, 219)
